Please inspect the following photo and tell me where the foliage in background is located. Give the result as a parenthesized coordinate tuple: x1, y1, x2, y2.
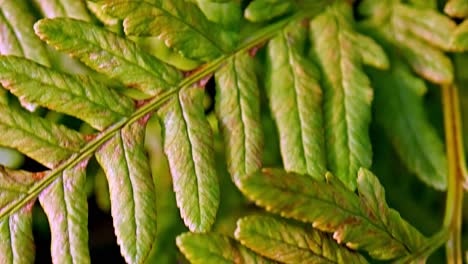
(0, 0, 467, 263)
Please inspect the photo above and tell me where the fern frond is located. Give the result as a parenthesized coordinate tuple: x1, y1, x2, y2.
(0, 168, 35, 264)
(95, 121, 157, 263)
(215, 51, 263, 180)
(0, 56, 134, 131)
(177, 232, 274, 264)
(235, 168, 427, 260)
(235, 215, 368, 264)
(160, 87, 219, 232)
(266, 23, 326, 179)
(34, 0, 91, 21)
(359, 0, 455, 83)
(309, 2, 381, 190)
(445, 0, 468, 18)
(39, 162, 90, 264)
(34, 18, 182, 97)
(0, 0, 50, 66)
(103, 0, 238, 61)
(0, 102, 84, 168)
(245, 0, 296, 22)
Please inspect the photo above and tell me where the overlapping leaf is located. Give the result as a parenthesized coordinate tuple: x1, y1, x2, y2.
(0, 0, 50, 66)
(194, 0, 241, 31)
(159, 87, 219, 232)
(34, 0, 91, 20)
(215, 51, 263, 179)
(245, 0, 296, 22)
(235, 215, 368, 264)
(39, 161, 90, 264)
(102, 0, 238, 61)
(0, 102, 84, 168)
(451, 20, 468, 50)
(235, 168, 427, 260)
(266, 23, 326, 179)
(177, 232, 274, 264)
(34, 18, 182, 97)
(358, 0, 455, 84)
(445, 0, 468, 18)
(0, 56, 134, 131)
(0, 168, 36, 264)
(309, 2, 385, 189)
(369, 57, 447, 190)
(95, 121, 157, 264)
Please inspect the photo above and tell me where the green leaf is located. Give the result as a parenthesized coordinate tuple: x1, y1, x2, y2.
(131, 36, 201, 71)
(394, 4, 456, 51)
(215, 51, 263, 179)
(95, 121, 157, 264)
(0, 56, 135, 131)
(348, 33, 389, 70)
(159, 87, 219, 232)
(103, 0, 238, 61)
(177, 232, 274, 264)
(34, 18, 182, 97)
(0, 0, 50, 66)
(0, 207, 34, 264)
(369, 58, 447, 190)
(39, 162, 90, 264)
(235, 168, 427, 260)
(358, 0, 454, 84)
(235, 215, 368, 264)
(245, 0, 296, 22)
(0, 168, 35, 264)
(34, 0, 91, 21)
(266, 23, 326, 179)
(451, 19, 468, 51)
(445, 0, 468, 18)
(194, 0, 242, 31)
(0, 103, 84, 168)
(309, 2, 375, 189)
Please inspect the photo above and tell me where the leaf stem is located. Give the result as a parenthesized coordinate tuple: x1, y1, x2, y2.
(442, 84, 466, 264)
(0, 3, 330, 221)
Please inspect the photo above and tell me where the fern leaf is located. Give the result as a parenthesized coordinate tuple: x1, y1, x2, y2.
(102, 0, 238, 61)
(445, 0, 468, 18)
(0, 0, 50, 66)
(34, 18, 182, 97)
(245, 0, 296, 22)
(194, 0, 241, 31)
(159, 87, 219, 232)
(266, 23, 326, 179)
(309, 2, 376, 189)
(369, 58, 447, 190)
(38, 162, 90, 264)
(177, 232, 274, 264)
(451, 20, 468, 51)
(0, 103, 83, 168)
(395, 4, 456, 51)
(95, 121, 157, 264)
(0, 168, 35, 264)
(348, 33, 389, 69)
(358, 0, 454, 84)
(235, 215, 368, 264)
(33, 0, 91, 21)
(0, 56, 134, 131)
(215, 51, 263, 179)
(235, 168, 427, 260)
